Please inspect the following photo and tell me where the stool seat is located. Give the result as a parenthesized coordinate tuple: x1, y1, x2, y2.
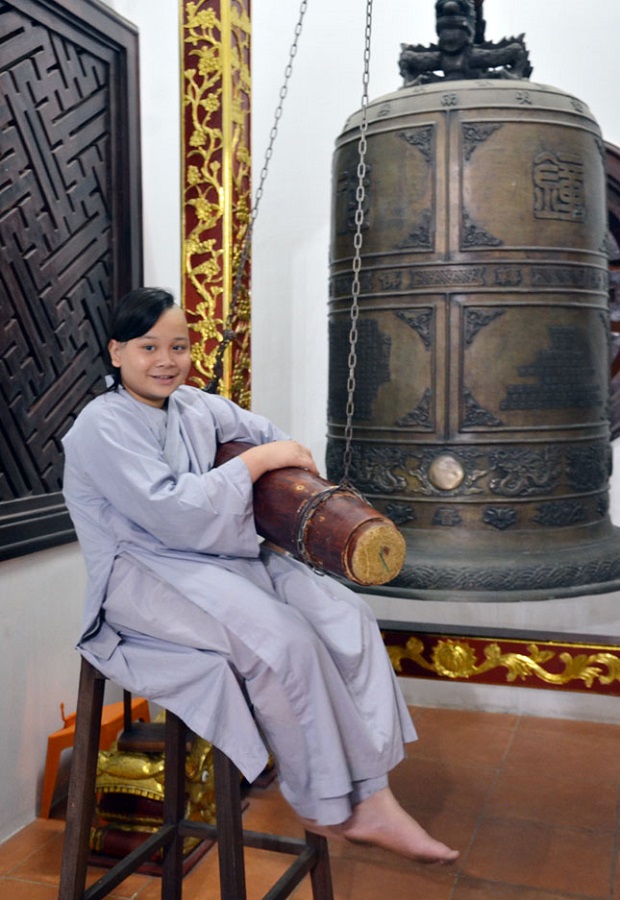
(58, 657, 333, 900)
(40, 696, 150, 818)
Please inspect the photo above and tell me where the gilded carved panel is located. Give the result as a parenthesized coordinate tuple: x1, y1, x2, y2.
(181, 0, 251, 404)
(384, 628, 620, 696)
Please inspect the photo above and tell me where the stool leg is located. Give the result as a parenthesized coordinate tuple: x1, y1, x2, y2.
(123, 689, 133, 733)
(305, 830, 334, 900)
(160, 711, 186, 900)
(39, 737, 64, 818)
(213, 746, 247, 900)
(59, 658, 105, 900)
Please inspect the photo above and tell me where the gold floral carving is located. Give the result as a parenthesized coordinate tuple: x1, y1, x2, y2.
(181, 1, 251, 404)
(386, 635, 620, 690)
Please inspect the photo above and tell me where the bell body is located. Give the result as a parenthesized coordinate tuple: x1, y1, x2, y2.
(327, 79, 620, 600)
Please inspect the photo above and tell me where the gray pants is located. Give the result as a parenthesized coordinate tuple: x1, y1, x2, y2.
(101, 549, 416, 825)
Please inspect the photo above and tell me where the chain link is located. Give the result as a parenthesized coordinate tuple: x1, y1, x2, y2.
(341, 0, 373, 484)
(207, 1, 309, 393)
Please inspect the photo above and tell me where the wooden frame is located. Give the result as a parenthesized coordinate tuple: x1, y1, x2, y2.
(0, 0, 142, 560)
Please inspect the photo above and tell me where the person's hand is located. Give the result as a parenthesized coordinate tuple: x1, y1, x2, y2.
(239, 440, 319, 482)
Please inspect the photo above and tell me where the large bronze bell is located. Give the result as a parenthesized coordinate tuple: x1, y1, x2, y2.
(326, 4, 620, 600)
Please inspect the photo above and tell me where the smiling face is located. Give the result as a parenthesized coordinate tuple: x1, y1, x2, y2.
(108, 304, 192, 408)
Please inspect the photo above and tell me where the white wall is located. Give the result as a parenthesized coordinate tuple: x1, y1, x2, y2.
(2, 0, 620, 845)
(0, 547, 86, 842)
(104, 0, 182, 296)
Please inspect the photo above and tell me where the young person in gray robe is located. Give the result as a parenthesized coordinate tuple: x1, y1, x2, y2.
(61, 287, 459, 864)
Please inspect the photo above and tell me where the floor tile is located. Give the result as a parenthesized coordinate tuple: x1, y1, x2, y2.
(409, 709, 518, 771)
(408, 710, 517, 767)
(484, 766, 618, 830)
(390, 754, 498, 816)
(611, 834, 620, 900)
(346, 857, 457, 900)
(0, 820, 64, 876)
(0, 881, 60, 900)
(464, 818, 614, 897)
(412, 707, 519, 728)
(453, 876, 598, 899)
(134, 845, 355, 899)
(7, 829, 153, 897)
(507, 717, 620, 783)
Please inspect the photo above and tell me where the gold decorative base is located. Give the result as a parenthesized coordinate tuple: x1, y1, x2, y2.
(382, 625, 620, 695)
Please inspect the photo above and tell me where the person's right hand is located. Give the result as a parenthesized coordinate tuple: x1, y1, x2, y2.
(239, 440, 319, 483)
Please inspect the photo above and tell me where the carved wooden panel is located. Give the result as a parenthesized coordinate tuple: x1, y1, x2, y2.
(0, 0, 141, 560)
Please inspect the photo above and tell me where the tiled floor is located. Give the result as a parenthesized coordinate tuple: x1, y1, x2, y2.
(1, 705, 620, 899)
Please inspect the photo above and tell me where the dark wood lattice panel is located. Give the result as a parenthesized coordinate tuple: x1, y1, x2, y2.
(0, 0, 141, 560)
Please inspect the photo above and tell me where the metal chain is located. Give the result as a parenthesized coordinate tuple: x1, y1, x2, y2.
(206, 0, 309, 393)
(341, 0, 373, 484)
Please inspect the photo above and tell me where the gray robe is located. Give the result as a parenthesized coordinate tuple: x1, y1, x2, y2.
(62, 385, 416, 824)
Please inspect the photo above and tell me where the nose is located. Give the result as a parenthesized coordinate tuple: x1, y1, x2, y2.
(156, 349, 176, 367)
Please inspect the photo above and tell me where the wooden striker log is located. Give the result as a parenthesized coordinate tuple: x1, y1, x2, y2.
(215, 441, 406, 586)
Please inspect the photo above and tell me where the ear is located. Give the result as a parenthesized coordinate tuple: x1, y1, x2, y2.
(108, 339, 122, 368)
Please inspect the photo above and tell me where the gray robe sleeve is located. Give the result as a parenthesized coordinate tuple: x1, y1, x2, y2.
(65, 394, 273, 558)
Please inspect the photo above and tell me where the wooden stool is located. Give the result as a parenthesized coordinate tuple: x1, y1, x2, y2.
(58, 657, 334, 900)
(40, 695, 150, 818)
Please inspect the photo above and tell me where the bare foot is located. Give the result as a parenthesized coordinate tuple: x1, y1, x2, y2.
(300, 787, 459, 865)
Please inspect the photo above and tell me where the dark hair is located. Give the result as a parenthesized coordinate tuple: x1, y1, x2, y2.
(107, 287, 176, 389)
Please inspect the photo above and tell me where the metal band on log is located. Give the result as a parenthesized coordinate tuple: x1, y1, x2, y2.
(215, 441, 406, 585)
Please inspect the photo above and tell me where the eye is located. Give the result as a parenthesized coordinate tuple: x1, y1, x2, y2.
(173, 344, 189, 352)
(143, 344, 156, 352)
